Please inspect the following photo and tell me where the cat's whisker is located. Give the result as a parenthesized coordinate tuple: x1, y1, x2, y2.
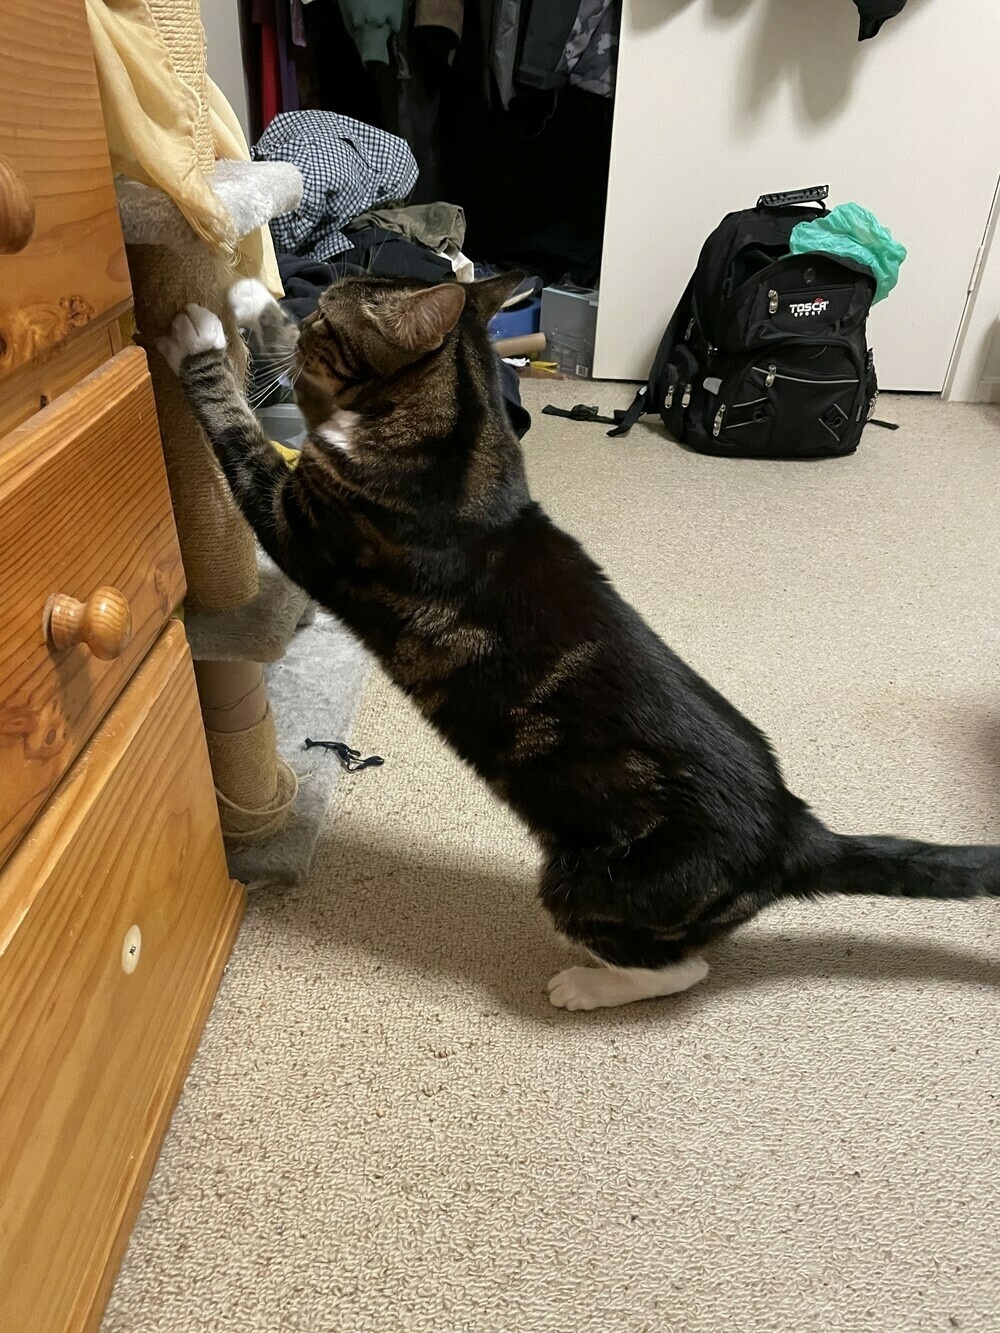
(247, 371, 294, 408)
(249, 368, 296, 392)
(249, 364, 292, 389)
(250, 352, 298, 374)
(251, 358, 297, 373)
(251, 342, 297, 360)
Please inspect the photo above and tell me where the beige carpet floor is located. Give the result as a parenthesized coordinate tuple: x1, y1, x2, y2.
(105, 382, 1000, 1333)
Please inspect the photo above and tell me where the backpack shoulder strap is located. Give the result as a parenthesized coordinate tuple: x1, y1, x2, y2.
(606, 384, 648, 439)
(607, 275, 695, 438)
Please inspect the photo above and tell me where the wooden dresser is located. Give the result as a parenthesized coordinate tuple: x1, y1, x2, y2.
(0, 3, 245, 1328)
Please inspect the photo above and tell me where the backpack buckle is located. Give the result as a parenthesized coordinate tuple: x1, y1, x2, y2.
(821, 403, 848, 436)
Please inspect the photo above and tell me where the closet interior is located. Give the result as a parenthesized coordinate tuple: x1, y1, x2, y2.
(237, 2, 619, 376)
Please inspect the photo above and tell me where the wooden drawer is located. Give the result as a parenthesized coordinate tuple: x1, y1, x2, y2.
(0, 347, 185, 869)
(0, 0, 131, 421)
(0, 623, 244, 1333)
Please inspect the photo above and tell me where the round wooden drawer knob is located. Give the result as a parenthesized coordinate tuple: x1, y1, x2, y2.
(46, 586, 133, 660)
(0, 152, 36, 254)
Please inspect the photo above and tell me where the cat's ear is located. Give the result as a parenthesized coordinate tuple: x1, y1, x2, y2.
(375, 283, 467, 353)
(463, 271, 526, 322)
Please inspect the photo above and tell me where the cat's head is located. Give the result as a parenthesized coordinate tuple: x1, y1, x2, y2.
(294, 272, 523, 421)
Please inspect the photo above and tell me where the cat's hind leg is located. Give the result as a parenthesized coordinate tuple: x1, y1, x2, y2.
(540, 854, 715, 1011)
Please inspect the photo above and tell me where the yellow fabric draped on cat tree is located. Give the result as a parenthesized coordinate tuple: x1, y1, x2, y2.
(84, 0, 282, 295)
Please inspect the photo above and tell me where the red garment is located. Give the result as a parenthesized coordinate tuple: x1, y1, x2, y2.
(260, 21, 281, 129)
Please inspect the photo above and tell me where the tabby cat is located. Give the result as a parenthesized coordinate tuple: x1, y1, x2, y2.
(157, 275, 1000, 1011)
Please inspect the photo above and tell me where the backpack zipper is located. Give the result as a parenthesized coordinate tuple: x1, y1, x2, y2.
(768, 289, 779, 315)
(757, 363, 858, 387)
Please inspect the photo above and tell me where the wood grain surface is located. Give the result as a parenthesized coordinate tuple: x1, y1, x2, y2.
(0, 348, 185, 869)
(0, 0, 131, 392)
(0, 624, 244, 1333)
(0, 319, 120, 441)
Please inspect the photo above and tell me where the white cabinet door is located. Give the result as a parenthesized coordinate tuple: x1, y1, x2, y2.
(595, 0, 1000, 392)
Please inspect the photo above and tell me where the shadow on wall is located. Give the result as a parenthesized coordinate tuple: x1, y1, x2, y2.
(630, 0, 930, 125)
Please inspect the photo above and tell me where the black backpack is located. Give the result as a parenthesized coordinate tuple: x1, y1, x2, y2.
(609, 186, 881, 459)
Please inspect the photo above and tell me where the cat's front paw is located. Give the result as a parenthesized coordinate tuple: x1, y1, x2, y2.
(229, 278, 278, 330)
(156, 305, 226, 375)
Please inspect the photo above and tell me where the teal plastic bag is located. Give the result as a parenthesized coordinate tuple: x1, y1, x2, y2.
(789, 204, 906, 304)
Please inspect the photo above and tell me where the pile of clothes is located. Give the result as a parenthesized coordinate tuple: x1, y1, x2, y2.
(255, 110, 477, 280)
(251, 110, 531, 437)
(255, 110, 472, 280)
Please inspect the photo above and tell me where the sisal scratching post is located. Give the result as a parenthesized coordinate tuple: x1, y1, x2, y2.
(206, 715, 297, 841)
(131, 0, 255, 615)
(196, 660, 298, 842)
(104, 0, 303, 846)
(129, 246, 258, 612)
(146, 0, 216, 172)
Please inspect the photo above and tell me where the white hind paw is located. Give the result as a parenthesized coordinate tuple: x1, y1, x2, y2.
(546, 957, 709, 1011)
(156, 304, 226, 375)
(229, 278, 278, 330)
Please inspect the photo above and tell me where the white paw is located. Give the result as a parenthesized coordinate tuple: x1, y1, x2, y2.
(547, 967, 608, 1011)
(228, 278, 278, 330)
(546, 957, 709, 1011)
(156, 304, 226, 375)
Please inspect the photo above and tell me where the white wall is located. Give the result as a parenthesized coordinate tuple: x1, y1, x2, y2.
(200, 0, 251, 141)
(595, 0, 1000, 394)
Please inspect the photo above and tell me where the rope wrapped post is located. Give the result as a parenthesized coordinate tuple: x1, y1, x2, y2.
(196, 659, 298, 842)
(129, 245, 259, 612)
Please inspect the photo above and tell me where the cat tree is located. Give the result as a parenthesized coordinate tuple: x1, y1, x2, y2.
(87, 0, 306, 845)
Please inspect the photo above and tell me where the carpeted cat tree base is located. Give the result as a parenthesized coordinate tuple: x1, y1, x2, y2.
(184, 556, 314, 663)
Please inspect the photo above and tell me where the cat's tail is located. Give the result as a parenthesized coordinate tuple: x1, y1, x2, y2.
(791, 833, 1000, 901)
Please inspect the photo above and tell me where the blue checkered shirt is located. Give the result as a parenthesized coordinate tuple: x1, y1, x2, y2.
(254, 111, 418, 261)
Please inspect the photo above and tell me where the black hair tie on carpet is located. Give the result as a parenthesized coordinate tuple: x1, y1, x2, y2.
(304, 739, 385, 772)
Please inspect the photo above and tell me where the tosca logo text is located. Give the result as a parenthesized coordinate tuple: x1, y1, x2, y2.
(789, 297, 830, 318)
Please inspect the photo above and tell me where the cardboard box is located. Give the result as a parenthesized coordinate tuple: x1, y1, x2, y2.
(540, 284, 599, 378)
